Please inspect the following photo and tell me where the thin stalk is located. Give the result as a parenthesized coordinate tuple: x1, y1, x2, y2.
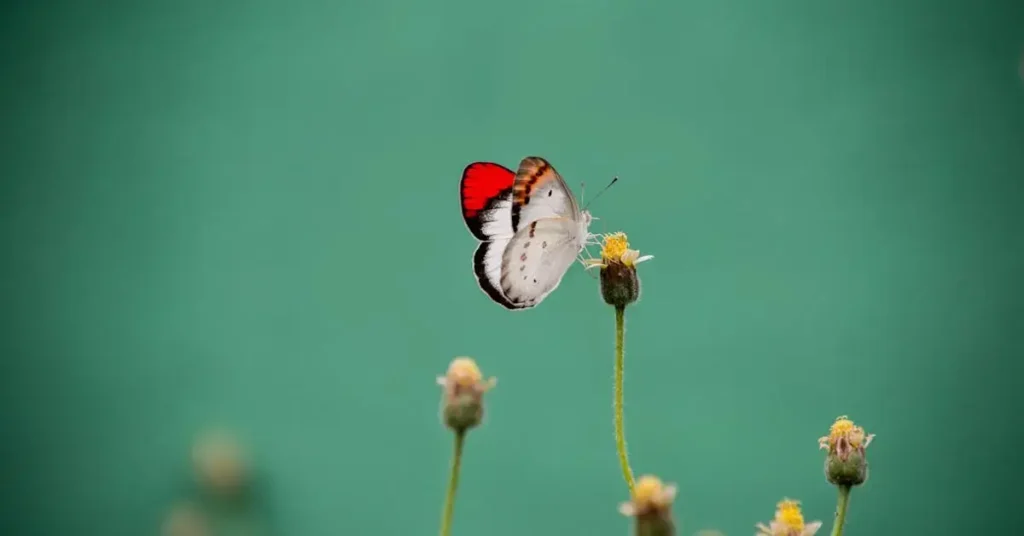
(439, 431, 466, 536)
(614, 305, 635, 494)
(829, 485, 851, 536)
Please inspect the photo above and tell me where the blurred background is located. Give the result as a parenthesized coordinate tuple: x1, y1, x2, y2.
(2, 0, 1023, 534)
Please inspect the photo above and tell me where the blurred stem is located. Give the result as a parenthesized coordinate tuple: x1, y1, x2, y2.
(439, 431, 466, 536)
(614, 305, 635, 495)
(829, 485, 851, 536)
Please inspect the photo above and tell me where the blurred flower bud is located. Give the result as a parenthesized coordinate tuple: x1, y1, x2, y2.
(436, 357, 496, 434)
(818, 415, 875, 487)
(585, 232, 653, 309)
(192, 430, 247, 497)
(755, 498, 822, 536)
(619, 475, 677, 536)
(162, 502, 208, 536)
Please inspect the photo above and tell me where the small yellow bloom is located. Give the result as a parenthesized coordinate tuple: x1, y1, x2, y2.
(585, 231, 653, 308)
(619, 474, 677, 517)
(584, 232, 654, 269)
(819, 415, 875, 486)
(436, 356, 496, 432)
(436, 356, 496, 394)
(818, 415, 875, 454)
(603, 232, 629, 260)
(756, 498, 822, 536)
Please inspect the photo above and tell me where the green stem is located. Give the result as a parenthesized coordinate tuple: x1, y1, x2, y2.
(439, 431, 466, 536)
(829, 485, 851, 536)
(614, 305, 635, 495)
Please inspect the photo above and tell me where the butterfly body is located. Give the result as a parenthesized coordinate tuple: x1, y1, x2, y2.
(459, 156, 593, 310)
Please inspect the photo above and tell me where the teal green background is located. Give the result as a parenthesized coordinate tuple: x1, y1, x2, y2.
(2, 1, 1023, 535)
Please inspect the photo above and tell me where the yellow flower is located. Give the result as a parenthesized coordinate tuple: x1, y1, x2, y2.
(756, 498, 822, 536)
(818, 415, 875, 455)
(436, 356, 496, 394)
(192, 430, 247, 496)
(584, 232, 654, 269)
(618, 474, 677, 517)
(585, 232, 653, 308)
(436, 356, 496, 432)
(819, 415, 875, 486)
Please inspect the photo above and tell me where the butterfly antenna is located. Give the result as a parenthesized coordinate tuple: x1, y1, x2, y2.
(582, 176, 619, 211)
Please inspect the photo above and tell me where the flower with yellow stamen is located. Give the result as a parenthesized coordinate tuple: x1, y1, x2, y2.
(436, 356, 496, 433)
(755, 498, 823, 536)
(819, 415, 875, 487)
(585, 232, 652, 308)
(618, 475, 677, 536)
(585, 232, 654, 270)
(819, 415, 874, 453)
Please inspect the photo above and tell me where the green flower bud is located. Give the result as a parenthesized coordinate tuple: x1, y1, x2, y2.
(824, 447, 869, 487)
(636, 513, 675, 536)
(443, 392, 484, 433)
(436, 357, 496, 434)
(601, 260, 640, 308)
(818, 415, 875, 488)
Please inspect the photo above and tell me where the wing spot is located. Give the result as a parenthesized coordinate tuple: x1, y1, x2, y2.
(523, 276, 527, 280)
(548, 190, 553, 197)
(533, 279, 537, 283)
(529, 221, 537, 238)
(524, 241, 531, 248)
(542, 241, 547, 248)
(519, 265, 525, 272)
(520, 253, 527, 262)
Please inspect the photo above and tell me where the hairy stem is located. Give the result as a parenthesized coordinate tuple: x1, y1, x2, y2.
(439, 431, 466, 536)
(829, 485, 851, 536)
(614, 305, 635, 495)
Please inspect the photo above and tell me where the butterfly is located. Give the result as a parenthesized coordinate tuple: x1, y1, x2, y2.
(459, 156, 596, 310)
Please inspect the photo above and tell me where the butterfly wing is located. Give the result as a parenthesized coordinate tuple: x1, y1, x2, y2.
(459, 162, 528, 309)
(498, 217, 585, 309)
(510, 156, 582, 231)
(461, 162, 515, 241)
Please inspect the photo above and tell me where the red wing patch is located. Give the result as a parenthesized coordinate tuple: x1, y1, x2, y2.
(460, 162, 515, 219)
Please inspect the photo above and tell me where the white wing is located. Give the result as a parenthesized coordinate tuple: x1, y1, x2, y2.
(498, 217, 585, 308)
(510, 156, 582, 231)
(470, 194, 530, 310)
(460, 162, 529, 310)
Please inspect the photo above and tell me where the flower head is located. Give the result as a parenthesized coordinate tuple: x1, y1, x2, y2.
(585, 232, 653, 308)
(756, 498, 822, 536)
(192, 430, 247, 496)
(586, 232, 654, 269)
(619, 475, 677, 536)
(436, 357, 496, 433)
(162, 502, 208, 536)
(818, 415, 875, 487)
